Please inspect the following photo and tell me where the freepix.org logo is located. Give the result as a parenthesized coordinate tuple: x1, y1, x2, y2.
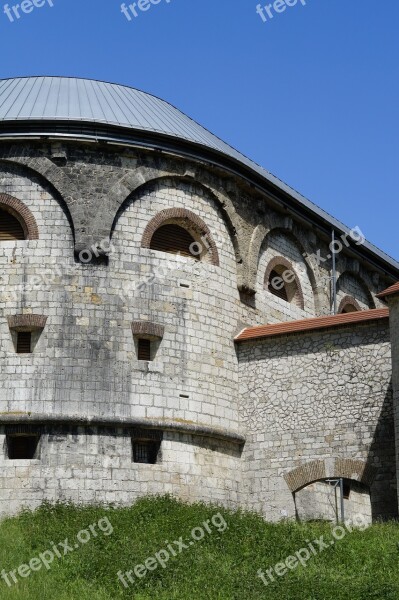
(3, 0, 54, 22)
(121, 0, 172, 22)
(256, 0, 306, 23)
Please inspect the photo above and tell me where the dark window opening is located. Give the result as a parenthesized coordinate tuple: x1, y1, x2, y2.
(268, 269, 289, 302)
(17, 331, 32, 354)
(0, 208, 26, 241)
(327, 478, 352, 500)
(150, 224, 198, 259)
(341, 304, 358, 314)
(7, 434, 40, 459)
(343, 480, 351, 499)
(133, 440, 160, 464)
(137, 338, 151, 361)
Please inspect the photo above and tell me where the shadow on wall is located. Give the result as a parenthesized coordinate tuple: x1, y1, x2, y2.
(294, 479, 372, 524)
(366, 380, 398, 521)
(290, 382, 398, 524)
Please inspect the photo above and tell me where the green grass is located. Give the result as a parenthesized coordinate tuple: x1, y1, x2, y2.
(0, 496, 398, 599)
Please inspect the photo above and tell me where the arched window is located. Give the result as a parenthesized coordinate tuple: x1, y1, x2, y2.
(142, 208, 219, 265)
(0, 207, 26, 241)
(268, 268, 289, 302)
(338, 296, 361, 314)
(0, 195, 39, 241)
(265, 258, 304, 309)
(150, 224, 198, 260)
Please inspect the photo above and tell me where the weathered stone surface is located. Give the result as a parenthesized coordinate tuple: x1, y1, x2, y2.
(0, 140, 396, 520)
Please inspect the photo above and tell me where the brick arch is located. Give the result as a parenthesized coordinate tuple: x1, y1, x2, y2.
(338, 295, 362, 314)
(0, 194, 39, 239)
(109, 173, 242, 269)
(264, 256, 304, 310)
(255, 226, 319, 312)
(284, 458, 376, 493)
(141, 207, 219, 266)
(0, 157, 75, 242)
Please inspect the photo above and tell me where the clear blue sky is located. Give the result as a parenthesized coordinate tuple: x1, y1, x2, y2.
(1, 0, 398, 260)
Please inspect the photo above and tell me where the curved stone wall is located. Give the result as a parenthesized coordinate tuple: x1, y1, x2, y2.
(0, 140, 395, 517)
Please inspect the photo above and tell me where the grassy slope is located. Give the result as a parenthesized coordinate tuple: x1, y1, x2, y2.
(0, 496, 398, 599)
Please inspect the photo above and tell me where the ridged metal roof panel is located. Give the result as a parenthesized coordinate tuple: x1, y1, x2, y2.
(0, 76, 263, 158)
(0, 76, 398, 273)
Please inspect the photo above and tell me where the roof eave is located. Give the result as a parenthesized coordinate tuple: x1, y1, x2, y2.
(1, 118, 398, 279)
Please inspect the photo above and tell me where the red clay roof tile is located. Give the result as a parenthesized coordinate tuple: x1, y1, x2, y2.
(235, 308, 389, 342)
(377, 282, 399, 299)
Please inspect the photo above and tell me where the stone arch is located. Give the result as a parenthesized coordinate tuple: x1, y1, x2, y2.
(284, 458, 376, 493)
(0, 193, 39, 239)
(141, 207, 220, 266)
(255, 226, 320, 313)
(0, 157, 75, 242)
(110, 172, 242, 255)
(336, 271, 376, 310)
(248, 223, 272, 291)
(264, 255, 304, 309)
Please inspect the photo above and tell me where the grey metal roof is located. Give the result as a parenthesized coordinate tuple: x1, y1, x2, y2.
(0, 76, 251, 157)
(0, 76, 398, 274)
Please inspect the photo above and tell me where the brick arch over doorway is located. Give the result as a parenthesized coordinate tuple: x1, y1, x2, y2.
(284, 458, 376, 493)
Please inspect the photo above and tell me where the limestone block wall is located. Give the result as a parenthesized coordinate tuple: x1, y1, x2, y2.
(0, 155, 244, 515)
(237, 319, 397, 522)
(0, 142, 390, 326)
(0, 426, 242, 516)
(295, 480, 372, 524)
(336, 271, 375, 310)
(0, 168, 240, 433)
(0, 140, 396, 518)
(110, 178, 240, 430)
(255, 229, 316, 322)
(386, 294, 399, 513)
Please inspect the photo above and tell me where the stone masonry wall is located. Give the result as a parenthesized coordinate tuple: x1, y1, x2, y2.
(386, 294, 399, 514)
(237, 320, 397, 521)
(0, 140, 395, 518)
(0, 426, 242, 516)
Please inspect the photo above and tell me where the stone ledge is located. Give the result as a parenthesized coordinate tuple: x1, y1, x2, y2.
(0, 413, 246, 446)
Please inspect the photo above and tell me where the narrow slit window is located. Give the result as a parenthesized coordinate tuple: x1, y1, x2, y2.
(343, 481, 351, 500)
(138, 338, 151, 361)
(7, 434, 40, 459)
(17, 331, 32, 354)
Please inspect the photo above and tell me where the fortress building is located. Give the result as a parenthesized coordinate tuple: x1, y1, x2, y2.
(0, 76, 398, 522)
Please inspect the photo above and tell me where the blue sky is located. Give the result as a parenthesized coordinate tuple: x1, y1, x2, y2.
(0, 0, 398, 260)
